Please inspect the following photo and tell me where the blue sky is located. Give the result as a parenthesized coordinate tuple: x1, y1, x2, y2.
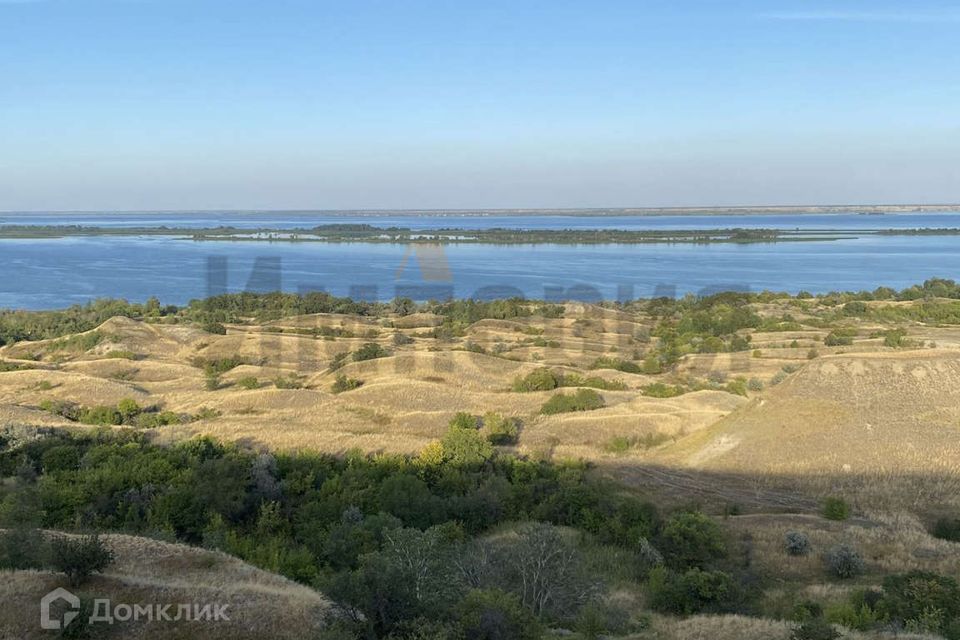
(1, 0, 958, 210)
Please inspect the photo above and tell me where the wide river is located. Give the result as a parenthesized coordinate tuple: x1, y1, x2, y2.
(3, 211, 960, 309)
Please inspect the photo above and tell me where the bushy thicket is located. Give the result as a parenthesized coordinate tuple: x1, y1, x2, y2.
(38, 398, 188, 428)
(540, 389, 605, 414)
(0, 430, 682, 638)
(797, 571, 960, 639)
(512, 368, 625, 392)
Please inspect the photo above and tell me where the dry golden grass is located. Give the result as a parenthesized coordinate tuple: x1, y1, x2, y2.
(638, 614, 940, 640)
(3, 302, 960, 520)
(655, 349, 960, 513)
(0, 532, 332, 640)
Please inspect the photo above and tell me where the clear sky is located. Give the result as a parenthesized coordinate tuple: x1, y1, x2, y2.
(1, 0, 958, 211)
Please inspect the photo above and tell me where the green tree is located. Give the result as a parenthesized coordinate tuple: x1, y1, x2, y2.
(659, 511, 726, 569)
(442, 426, 493, 466)
(50, 534, 115, 586)
(457, 589, 540, 640)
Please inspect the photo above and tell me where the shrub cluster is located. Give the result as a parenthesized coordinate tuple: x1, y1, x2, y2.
(540, 389, 605, 415)
(39, 398, 186, 428)
(331, 374, 363, 394)
(513, 367, 625, 392)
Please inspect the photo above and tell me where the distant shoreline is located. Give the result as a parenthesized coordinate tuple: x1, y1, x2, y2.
(2, 223, 960, 245)
(3, 204, 960, 218)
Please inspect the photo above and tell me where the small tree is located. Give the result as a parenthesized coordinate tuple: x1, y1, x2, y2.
(785, 531, 812, 556)
(647, 566, 738, 615)
(117, 398, 141, 421)
(332, 374, 363, 394)
(449, 412, 480, 430)
(659, 511, 726, 570)
(822, 497, 850, 521)
(0, 527, 49, 570)
(353, 342, 390, 361)
(824, 544, 864, 579)
(236, 376, 260, 390)
(481, 412, 519, 445)
(442, 420, 493, 466)
(51, 534, 115, 587)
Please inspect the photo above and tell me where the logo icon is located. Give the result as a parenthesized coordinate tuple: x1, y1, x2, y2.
(40, 587, 80, 630)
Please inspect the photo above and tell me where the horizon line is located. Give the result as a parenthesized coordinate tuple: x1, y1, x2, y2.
(2, 203, 960, 216)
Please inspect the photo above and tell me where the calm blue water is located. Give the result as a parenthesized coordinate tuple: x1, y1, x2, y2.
(2, 220, 960, 309)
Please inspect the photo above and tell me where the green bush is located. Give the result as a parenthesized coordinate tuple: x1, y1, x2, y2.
(725, 378, 748, 396)
(202, 321, 227, 335)
(932, 517, 960, 542)
(513, 368, 624, 392)
(236, 376, 260, 390)
(331, 374, 363, 394)
(824, 544, 864, 579)
(353, 342, 390, 361)
(392, 332, 414, 346)
(193, 356, 249, 374)
(117, 398, 141, 420)
(441, 421, 493, 466)
(449, 412, 480, 430)
(882, 328, 910, 348)
(877, 571, 960, 629)
(647, 566, 739, 614)
(642, 383, 685, 398)
(133, 410, 184, 428)
(205, 373, 221, 391)
(591, 357, 641, 374)
(512, 368, 559, 392)
(79, 405, 123, 426)
(457, 589, 540, 640)
(659, 511, 726, 570)
(540, 389, 605, 415)
(791, 601, 824, 622)
(604, 436, 633, 455)
(843, 301, 868, 316)
(640, 355, 662, 374)
(41, 445, 82, 472)
(50, 534, 115, 586)
(0, 527, 49, 569)
(822, 496, 850, 521)
(274, 374, 305, 389)
(824, 331, 854, 346)
(328, 351, 349, 371)
(825, 601, 880, 631)
(481, 412, 519, 445)
(784, 531, 812, 556)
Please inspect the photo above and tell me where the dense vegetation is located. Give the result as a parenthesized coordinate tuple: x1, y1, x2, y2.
(6, 277, 960, 350)
(3, 428, 956, 638)
(0, 427, 747, 638)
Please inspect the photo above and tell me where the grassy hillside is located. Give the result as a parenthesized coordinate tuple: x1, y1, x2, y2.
(0, 532, 332, 639)
(2, 283, 960, 638)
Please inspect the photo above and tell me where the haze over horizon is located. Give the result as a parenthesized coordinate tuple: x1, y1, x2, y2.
(2, 0, 959, 211)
